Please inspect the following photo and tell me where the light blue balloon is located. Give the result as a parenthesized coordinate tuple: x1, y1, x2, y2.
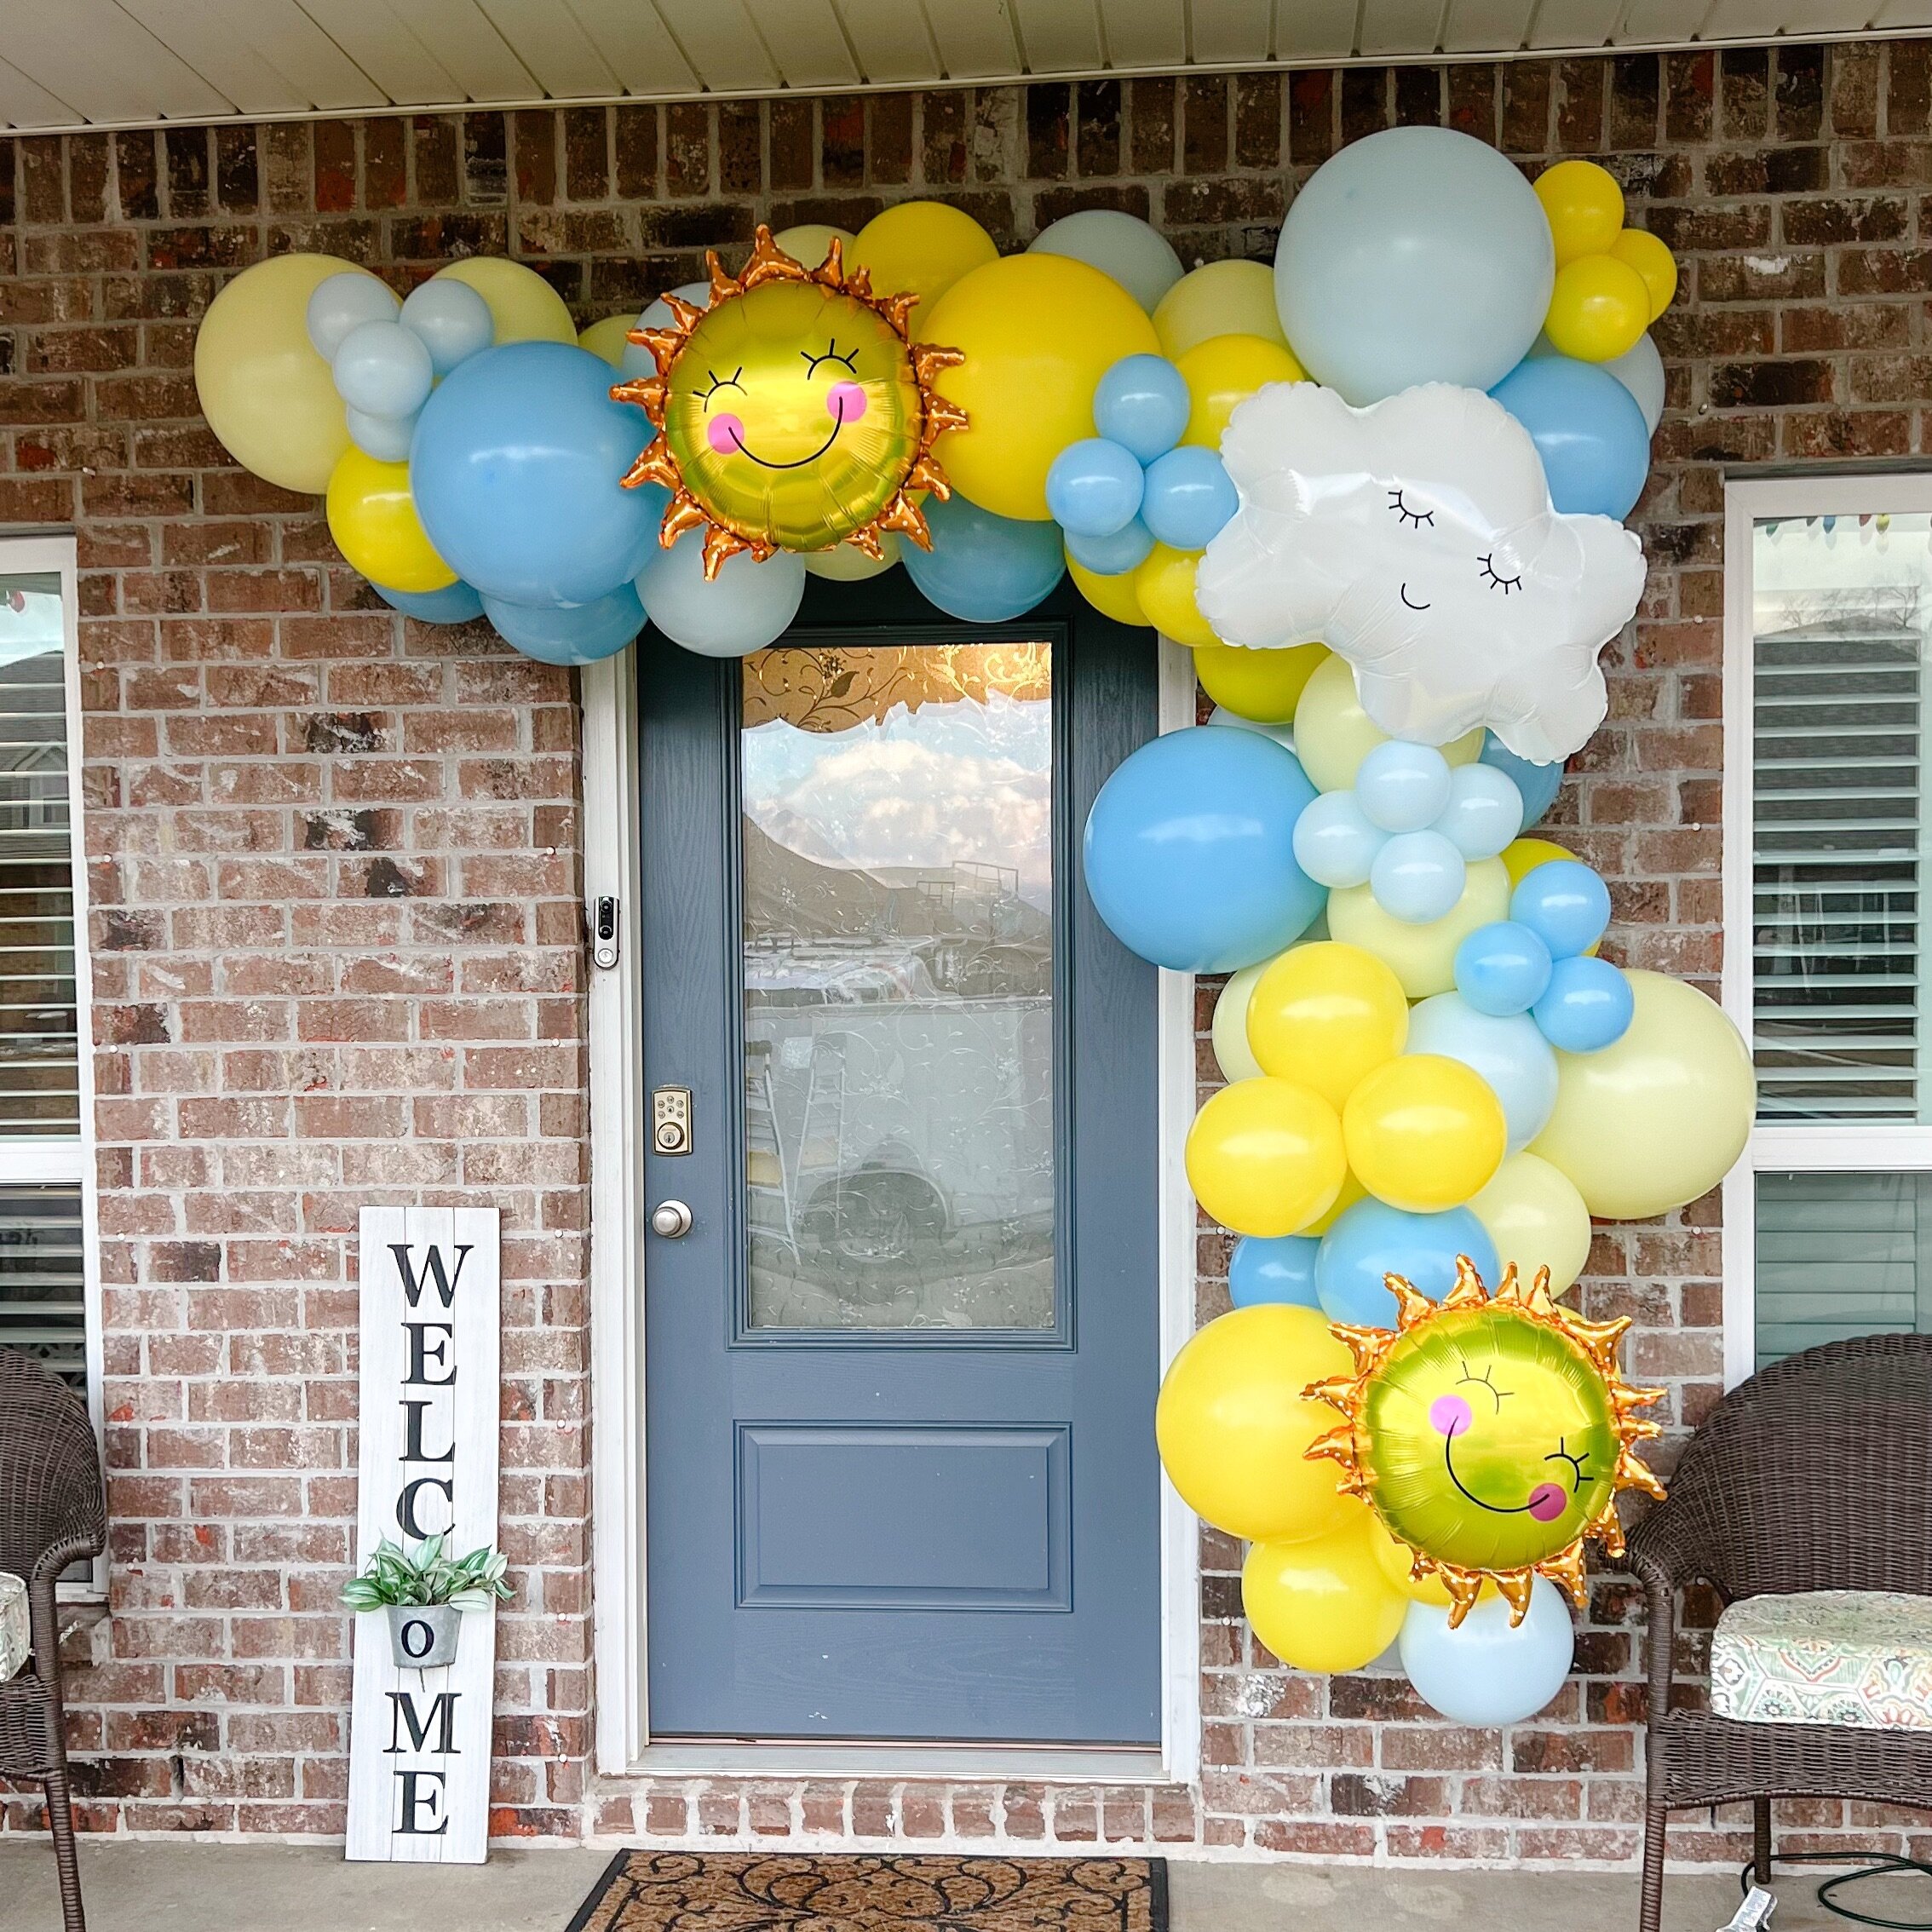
(1370, 828, 1466, 924)
(1139, 446, 1239, 551)
(1405, 992, 1557, 1152)
(374, 579, 484, 624)
(639, 532, 804, 657)
(1490, 354, 1650, 520)
(306, 271, 399, 360)
(411, 342, 658, 606)
(1083, 726, 1324, 972)
(901, 491, 1066, 621)
(333, 318, 434, 419)
(1292, 788, 1382, 889)
(1093, 354, 1191, 463)
(1532, 953, 1634, 1054)
(1355, 739, 1452, 833)
(1228, 1234, 1320, 1310)
(1045, 439, 1146, 539)
(1481, 733, 1562, 828)
(1067, 517, 1154, 576)
(1399, 1576, 1575, 1726)
(1314, 1198, 1499, 1326)
(1453, 921, 1553, 1017)
(484, 584, 644, 665)
(1438, 762, 1524, 860)
(400, 278, 495, 374)
(1511, 858, 1611, 959)
(346, 405, 417, 462)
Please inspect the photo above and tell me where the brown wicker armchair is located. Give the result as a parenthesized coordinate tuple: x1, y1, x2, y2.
(0, 1347, 106, 1932)
(1628, 1331, 1932, 1932)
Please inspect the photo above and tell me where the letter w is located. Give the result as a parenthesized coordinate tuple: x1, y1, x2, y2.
(389, 1243, 472, 1311)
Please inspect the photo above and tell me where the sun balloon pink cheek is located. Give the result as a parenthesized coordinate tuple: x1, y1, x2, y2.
(1429, 1394, 1472, 1438)
(1527, 1482, 1569, 1522)
(826, 381, 867, 423)
(706, 412, 745, 456)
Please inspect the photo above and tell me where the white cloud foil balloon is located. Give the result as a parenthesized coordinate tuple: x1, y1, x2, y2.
(1196, 383, 1647, 765)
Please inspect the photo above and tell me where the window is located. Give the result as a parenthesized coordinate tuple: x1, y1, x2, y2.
(1724, 480, 1932, 1379)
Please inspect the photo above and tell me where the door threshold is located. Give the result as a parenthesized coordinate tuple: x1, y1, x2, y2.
(631, 1740, 1167, 1782)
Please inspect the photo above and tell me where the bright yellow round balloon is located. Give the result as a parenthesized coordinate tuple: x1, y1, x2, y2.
(851, 203, 998, 330)
(1243, 1512, 1408, 1673)
(1156, 1304, 1355, 1544)
(1292, 653, 1482, 793)
(577, 313, 636, 367)
(1246, 942, 1409, 1109)
(1544, 254, 1651, 363)
(193, 253, 377, 495)
(1610, 227, 1678, 321)
(1186, 1077, 1345, 1237)
(1154, 258, 1291, 360)
(1194, 641, 1325, 723)
(1327, 857, 1512, 999)
(774, 222, 856, 269)
(1469, 1152, 1594, 1297)
(1534, 159, 1625, 268)
(1177, 333, 1308, 449)
(325, 448, 456, 594)
(1367, 1509, 1453, 1607)
(1133, 543, 1219, 647)
(1343, 1053, 1508, 1214)
(1211, 960, 1269, 1083)
(433, 256, 575, 345)
(1501, 836, 1575, 887)
(1069, 553, 1151, 627)
(1530, 971, 1755, 1221)
(928, 254, 1160, 520)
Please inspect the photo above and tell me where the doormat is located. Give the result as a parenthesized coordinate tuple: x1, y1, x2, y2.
(565, 1851, 1168, 1932)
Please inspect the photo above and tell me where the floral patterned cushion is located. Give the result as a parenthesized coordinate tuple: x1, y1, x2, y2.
(0, 1572, 25, 1682)
(1711, 1590, 1932, 1730)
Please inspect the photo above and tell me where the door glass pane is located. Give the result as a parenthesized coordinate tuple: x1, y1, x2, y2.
(0, 1181, 87, 1383)
(739, 641, 1055, 1331)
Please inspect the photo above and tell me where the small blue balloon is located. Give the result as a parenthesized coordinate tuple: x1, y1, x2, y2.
(1083, 726, 1324, 972)
(1229, 1234, 1321, 1309)
(1355, 739, 1453, 833)
(1491, 354, 1651, 520)
(1437, 762, 1524, 860)
(333, 318, 434, 419)
(374, 579, 485, 624)
(1405, 994, 1557, 1152)
(1093, 353, 1191, 463)
(1045, 438, 1146, 538)
(1139, 446, 1239, 551)
(1481, 733, 1563, 828)
(1315, 1199, 1500, 1327)
(1532, 952, 1635, 1054)
(1454, 921, 1554, 1016)
(1511, 858, 1611, 959)
(1292, 788, 1383, 889)
(1370, 828, 1466, 924)
(483, 584, 644, 664)
(1067, 517, 1155, 576)
(902, 492, 1067, 622)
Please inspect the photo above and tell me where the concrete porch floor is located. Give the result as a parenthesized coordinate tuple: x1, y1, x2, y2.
(0, 1840, 1918, 1931)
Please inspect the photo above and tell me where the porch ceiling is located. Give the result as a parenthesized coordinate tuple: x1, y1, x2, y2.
(3, 0, 1929, 134)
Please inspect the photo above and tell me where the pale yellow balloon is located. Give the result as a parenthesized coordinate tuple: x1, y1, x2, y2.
(1243, 1510, 1408, 1673)
(804, 533, 901, 580)
(1292, 653, 1483, 792)
(1469, 1151, 1594, 1296)
(774, 222, 856, 271)
(193, 253, 379, 495)
(577, 313, 636, 367)
(433, 256, 576, 345)
(1210, 960, 1270, 1084)
(1154, 258, 1291, 360)
(1530, 972, 1756, 1221)
(1326, 857, 1511, 999)
(1068, 553, 1151, 627)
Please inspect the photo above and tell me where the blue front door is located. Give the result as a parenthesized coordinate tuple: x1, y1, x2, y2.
(639, 573, 1162, 1743)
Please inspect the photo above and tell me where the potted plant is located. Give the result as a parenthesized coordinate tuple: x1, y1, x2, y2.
(340, 1535, 513, 1669)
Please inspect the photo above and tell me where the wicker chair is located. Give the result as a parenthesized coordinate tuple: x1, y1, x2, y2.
(1629, 1331, 1932, 1932)
(0, 1347, 106, 1932)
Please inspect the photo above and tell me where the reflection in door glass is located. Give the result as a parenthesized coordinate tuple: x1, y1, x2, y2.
(740, 643, 1055, 1331)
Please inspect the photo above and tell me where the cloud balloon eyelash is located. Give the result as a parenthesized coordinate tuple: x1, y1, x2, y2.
(1388, 487, 1435, 529)
(1479, 554, 1523, 594)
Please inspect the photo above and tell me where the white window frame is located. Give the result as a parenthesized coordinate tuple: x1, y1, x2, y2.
(1721, 474, 1932, 1389)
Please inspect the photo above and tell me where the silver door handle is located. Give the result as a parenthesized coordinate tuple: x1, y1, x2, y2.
(650, 1199, 693, 1239)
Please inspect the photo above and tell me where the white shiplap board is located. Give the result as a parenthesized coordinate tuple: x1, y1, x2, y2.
(1015, 0, 1106, 74)
(1, 0, 231, 124)
(925, 0, 1025, 79)
(566, 0, 701, 95)
(743, 0, 862, 90)
(1271, 0, 1364, 59)
(0, 55, 78, 130)
(836, 0, 940, 86)
(295, 0, 463, 106)
(389, 0, 543, 105)
(651, 0, 781, 93)
(1358, 0, 1451, 57)
(1189, 0, 1276, 66)
(474, 0, 621, 99)
(1441, 0, 1539, 52)
(1527, 0, 1628, 47)
(1098, 0, 1187, 66)
(115, 0, 316, 115)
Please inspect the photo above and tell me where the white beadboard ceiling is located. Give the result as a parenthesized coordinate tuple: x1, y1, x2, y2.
(2, 0, 1929, 131)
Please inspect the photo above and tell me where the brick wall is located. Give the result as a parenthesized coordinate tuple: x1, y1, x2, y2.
(2, 35, 1929, 1864)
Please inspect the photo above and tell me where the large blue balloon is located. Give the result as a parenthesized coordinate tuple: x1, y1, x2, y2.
(482, 584, 644, 665)
(1083, 726, 1323, 973)
(902, 492, 1066, 622)
(374, 579, 484, 624)
(1481, 733, 1562, 828)
(1228, 1234, 1320, 1310)
(411, 342, 658, 606)
(1314, 1198, 1500, 1327)
(1490, 354, 1650, 521)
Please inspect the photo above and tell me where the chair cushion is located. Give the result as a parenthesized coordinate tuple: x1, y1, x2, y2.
(1711, 1590, 1932, 1730)
(0, 1573, 25, 1683)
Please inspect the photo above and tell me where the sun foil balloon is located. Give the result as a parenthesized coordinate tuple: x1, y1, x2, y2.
(612, 226, 968, 577)
(1305, 1256, 1664, 1628)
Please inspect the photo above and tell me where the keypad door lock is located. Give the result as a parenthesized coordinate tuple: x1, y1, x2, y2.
(653, 1086, 693, 1156)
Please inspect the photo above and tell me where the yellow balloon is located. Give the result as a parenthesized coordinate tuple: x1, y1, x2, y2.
(1243, 1513, 1408, 1673)
(1292, 653, 1483, 792)
(927, 254, 1159, 520)
(1367, 1510, 1454, 1607)
(1186, 1077, 1345, 1237)
(1246, 942, 1409, 1109)
(1304, 1164, 1368, 1237)
(325, 448, 455, 594)
(1155, 1304, 1354, 1543)
(1177, 333, 1308, 449)
(1133, 543, 1220, 647)
(1610, 227, 1678, 321)
(433, 256, 576, 345)
(1211, 959, 1269, 1084)
(1533, 158, 1625, 268)
(1327, 857, 1511, 999)
(1469, 1152, 1595, 1297)
(1343, 1053, 1508, 1213)
(805, 532, 902, 580)
(1530, 972, 1755, 1221)
(1501, 836, 1575, 887)
(1544, 255, 1651, 364)
(851, 203, 998, 326)
(577, 313, 635, 367)
(1154, 258, 1291, 360)
(1194, 641, 1325, 723)
(193, 253, 377, 495)
(774, 222, 855, 270)
(1069, 553, 1151, 627)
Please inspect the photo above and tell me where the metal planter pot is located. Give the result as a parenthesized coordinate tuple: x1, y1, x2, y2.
(387, 1601, 462, 1669)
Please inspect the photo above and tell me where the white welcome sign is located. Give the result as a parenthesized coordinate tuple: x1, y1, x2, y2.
(347, 1207, 500, 1864)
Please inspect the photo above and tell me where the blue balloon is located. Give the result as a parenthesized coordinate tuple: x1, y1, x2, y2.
(1405, 995, 1557, 1152)
(1454, 921, 1554, 1016)
(1229, 1234, 1321, 1310)
(411, 342, 658, 606)
(1315, 1198, 1500, 1327)
(1355, 739, 1452, 833)
(1067, 517, 1154, 576)
(1093, 353, 1191, 463)
(374, 579, 484, 624)
(901, 492, 1067, 622)
(1083, 726, 1324, 972)
(1292, 788, 1382, 889)
(1399, 1576, 1575, 1726)
(1045, 438, 1146, 538)
(1369, 828, 1466, 924)
(1490, 354, 1650, 520)
(1481, 733, 1562, 828)
(1139, 446, 1239, 551)
(482, 583, 644, 664)
(1511, 858, 1611, 959)
(1437, 762, 1523, 860)
(1532, 953, 1635, 1054)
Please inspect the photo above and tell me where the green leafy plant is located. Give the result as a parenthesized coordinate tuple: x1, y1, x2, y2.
(340, 1535, 513, 1613)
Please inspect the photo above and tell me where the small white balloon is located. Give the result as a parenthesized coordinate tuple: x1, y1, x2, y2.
(1603, 331, 1665, 435)
(333, 318, 434, 419)
(638, 538, 806, 658)
(399, 278, 494, 375)
(306, 271, 400, 361)
(1028, 210, 1184, 313)
(345, 405, 417, 462)
(1400, 1575, 1575, 1726)
(1438, 762, 1525, 860)
(624, 280, 713, 379)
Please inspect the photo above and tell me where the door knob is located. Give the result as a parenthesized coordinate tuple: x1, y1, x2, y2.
(650, 1199, 693, 1239)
